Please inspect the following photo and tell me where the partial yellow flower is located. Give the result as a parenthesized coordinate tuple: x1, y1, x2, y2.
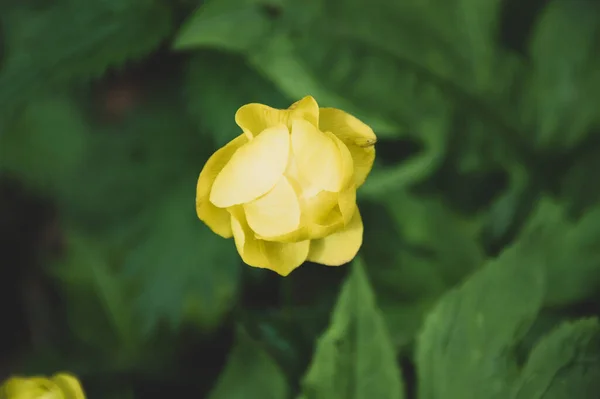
(0, 373, 85, 399)
(196, 96, 376, 276)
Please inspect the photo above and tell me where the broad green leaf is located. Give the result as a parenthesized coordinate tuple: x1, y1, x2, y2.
(518, 198, 600, 306)
(207, 327, 289, 399)
(0, 96, 88, 193)
(416, 235, 546, 399)
(121, 179, 241, 334)
(184, 50, 289, 147)
(173, 0, 277, 52)
(521, 0, 600, 150)
(0, 0, 173, 125)
(299, 259, 405, 399)
(512, 318, 600, 399)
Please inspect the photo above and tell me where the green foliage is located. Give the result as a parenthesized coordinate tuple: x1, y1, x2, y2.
(512, 318, 600, 399)
(0, 0, 173, 125)
(2, 0, 600, 397)
(298, 259, 405, 399)
(416, 236, 546, 399)
(207, 327, 289, 399)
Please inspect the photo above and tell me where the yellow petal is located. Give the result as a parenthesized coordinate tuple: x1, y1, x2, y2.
(52, 374, 85, 399)
(244, 176, 301, 238)
(307, 207, 363, 266)
(196, 134, 248, 238)
(319, 108, 377, 187)
(230, 208, 309, 276)
(325, 131, 355, 190)
(338, 184, 357, 225)
(210, 125, 290, 208)
(235, 96, 319, 139)
(291, 119, 344, 193)
(263, 240, 310, 276)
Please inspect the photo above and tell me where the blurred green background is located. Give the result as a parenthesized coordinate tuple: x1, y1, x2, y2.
(1, 0, 600, 398)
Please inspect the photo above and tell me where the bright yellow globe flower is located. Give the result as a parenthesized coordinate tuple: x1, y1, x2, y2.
(0, 373, 85, 399)
(196, 96, 376, 276)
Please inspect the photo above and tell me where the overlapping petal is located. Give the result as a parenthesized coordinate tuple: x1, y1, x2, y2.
(244, 176, 301, 238)
(196, 133, 248, 238)
(319, 108, 376, 187)
(235, 96, 319, 139)
(291, 119, 345, 194)
(307, 207, 364, 266)
(230, 207, 309, 276)
(210, 124, 290, 208)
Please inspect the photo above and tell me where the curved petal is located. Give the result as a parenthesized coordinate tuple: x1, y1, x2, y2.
(325, 131, 355, 190)
(291, 119, 344, 193)
(307, 207, 363, 266)
(52, 374, 86, 399)
(196, 133, 248, 238)
(263, 240, 310, 276)
(244, 176, 301, 238)
(235, 96, 319, 139)
(210, 124, 290, 208)
(230, 207, 309, 276)
(338, 184, 357, 225)
(319, 108, 377, 187)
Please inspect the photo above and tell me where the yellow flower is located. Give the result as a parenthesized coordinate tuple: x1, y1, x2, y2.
(196, 96, 376, 276)
(0, 373, 85, 399)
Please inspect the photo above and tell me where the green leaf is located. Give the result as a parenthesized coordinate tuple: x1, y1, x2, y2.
(0, 0, 173, 124)
(184, 50, 289, 147)
(517, 198, 600, 307)
(122, 179, 241, 333)
(52, 230, 140, 364)
(299, 259, 406, 399)
(512, 318, 600, 399)
(521, 0, 600, 150)
(416, 234, 546, 399)
(207, 327, 289, 399)
(0, 95, 88, 193)
(173, 0, 276, 52)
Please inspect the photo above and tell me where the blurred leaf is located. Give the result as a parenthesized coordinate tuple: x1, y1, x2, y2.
(416, 234, 545, 399)
(53, 230, 140, 366)
(207, 327, 289, 399)
(299, 259, 405, 399)
(57, 86, 202, 229)
(0, 95, 88, 193)
(521, 0, 600, 150)
(122, 179, 241, 334)
(512, 318, 600, 399)
(173, 0, 277, 52)
(361, 193, 483, 305)
(184, 50, 289, 147)
(561, 145, 600, 216)
(0, 0, 173, 125)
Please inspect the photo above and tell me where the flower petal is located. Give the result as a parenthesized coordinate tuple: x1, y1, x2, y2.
(263, 240, 310, 276)
(338, 184, 357, 225)
(235, 96, 319, 139)
(230, 207, 309, 276)
(307, 207, 363, 266)
(196, 133, 248, 238)
(52, 374, 86, 399)
(244, 176, 301, 238)
(319, 108, 377, 187)
(325, 131, 355, 190)
(210, 124, 290, 208)
(291, 119, 344, 193)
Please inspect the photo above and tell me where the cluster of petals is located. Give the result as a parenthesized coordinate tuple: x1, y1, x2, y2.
(196, 96, 376, 276)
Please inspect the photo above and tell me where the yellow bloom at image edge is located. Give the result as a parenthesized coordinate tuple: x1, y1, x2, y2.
(196, 96, 377, 276)
(0, 373, 86, 399)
